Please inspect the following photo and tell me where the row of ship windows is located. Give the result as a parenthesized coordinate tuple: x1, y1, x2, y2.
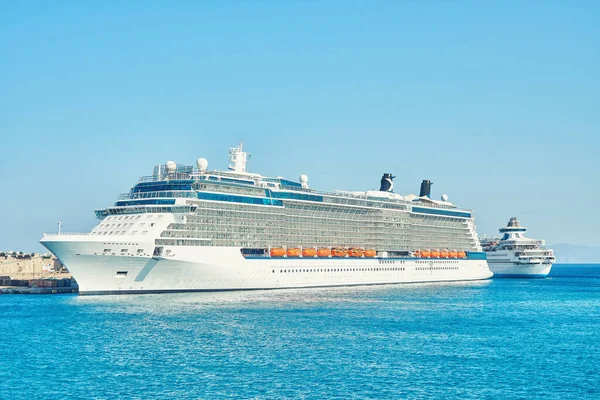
(97, 222, 154, 230)
(185, 213, 465, 226)
(101, 223, 137, 228)
(191, 201, 464, 218)
(276, 267, 407, 273)
(164, 228, 472, 240)
(177, 221, 411, 228)
(102, 248, 146, 254)
(170, 224, 469, 234)
(190, 206, 464, 224)
(92, 231, 149, 236)
(154, 239, 475, 249)
(194, 191, 413, 210)
(156, 239, 207, 246)
(194, 239, 476, 248)
(160, 231, 471, 242)
(105, 215, 143, 221)
(194, 202, 462, 215)
(186, 222, 467, 234)
(416, 266, 459, 270)
(159, 236, 472, 249)
(167, 227, 470, 235)
(415, 260, 460, 264)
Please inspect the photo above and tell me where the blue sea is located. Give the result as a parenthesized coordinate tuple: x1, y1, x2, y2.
(1, 264, 599, 399)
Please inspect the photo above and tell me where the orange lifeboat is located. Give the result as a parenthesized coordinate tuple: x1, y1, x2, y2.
(448, 250, 458, 259)
(270, 248, 286, 257)
(414, 250, 422, 258)
(331, 248, 348, 258)
(364, 249, 376, 258)
(457, 251, 467, 259)
(302, 248, 317, 257)
(440, 250, 449, 258)
(431, 250, 440, 258)
(317, 248, 331, 257)
(349, 248, 364, 257)
(287, 248, 301, 257)
(421, 249, 431, 258)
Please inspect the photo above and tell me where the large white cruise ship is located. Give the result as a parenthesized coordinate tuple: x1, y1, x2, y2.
(41, 143, 492, 295)
(481, 217, 555, 278)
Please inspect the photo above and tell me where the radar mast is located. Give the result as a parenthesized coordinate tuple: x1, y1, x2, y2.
(228, 142, 250, 173)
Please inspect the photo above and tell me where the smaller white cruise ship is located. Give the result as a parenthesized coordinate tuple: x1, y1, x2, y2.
(481, 217, 555, 278)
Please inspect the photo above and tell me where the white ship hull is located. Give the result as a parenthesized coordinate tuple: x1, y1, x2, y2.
(482, 218, 554, 279)
(488, 261, 552, 278)
(41, 236, 492, 295)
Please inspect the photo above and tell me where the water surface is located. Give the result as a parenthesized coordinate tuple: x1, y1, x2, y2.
(1, 264, 598, 399)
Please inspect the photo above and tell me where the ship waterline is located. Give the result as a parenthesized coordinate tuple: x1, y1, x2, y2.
(41, 143, 492, 294)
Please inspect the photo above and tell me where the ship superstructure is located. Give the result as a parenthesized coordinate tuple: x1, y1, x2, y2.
(481, 217, 555, 278)
(41, 143, 492, 294)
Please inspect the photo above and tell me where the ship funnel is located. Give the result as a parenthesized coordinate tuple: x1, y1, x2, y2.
(419, 180, 432, 197)
(380, 173, 395, 192)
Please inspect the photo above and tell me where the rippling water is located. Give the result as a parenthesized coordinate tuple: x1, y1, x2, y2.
(1, 264, 599, 399)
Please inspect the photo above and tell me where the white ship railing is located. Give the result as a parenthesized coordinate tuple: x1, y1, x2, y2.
(138, 172, 195, 183)
(128, 170, 470, 213)
(117, 191, 197, 200)
(118, 188, 465, 213)
(43, 232, 91, 237)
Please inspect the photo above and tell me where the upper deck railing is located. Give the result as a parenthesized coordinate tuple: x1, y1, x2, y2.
(138, 172, 195, 183)
(117, 190, 197, 201)
(130, 168, 467, 212)
(42, 232, 90, 237)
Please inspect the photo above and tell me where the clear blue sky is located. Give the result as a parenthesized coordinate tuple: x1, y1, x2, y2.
(1, 1, 599, 252)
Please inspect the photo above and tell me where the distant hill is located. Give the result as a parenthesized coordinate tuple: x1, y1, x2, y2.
(551, 244, 600, 264)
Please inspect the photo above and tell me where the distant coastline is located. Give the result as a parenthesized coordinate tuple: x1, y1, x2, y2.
(550, 244, 600, 264)
(553, 263, 600, 266)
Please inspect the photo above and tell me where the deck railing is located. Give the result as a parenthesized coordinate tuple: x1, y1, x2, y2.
(117, 191, 197, 201)
(127, 171, 469, 213)
(43, 232, 90, 237)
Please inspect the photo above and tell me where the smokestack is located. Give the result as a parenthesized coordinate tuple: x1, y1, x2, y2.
(419, 180, 432, 197)
(380, 173, 395, 192)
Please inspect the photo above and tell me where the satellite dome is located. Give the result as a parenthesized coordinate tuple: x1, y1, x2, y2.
(166, 160, 177, 173)
(299, 174, 308, 184)
(441, 194, 449, 202)
(196, 158, 208, 172)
